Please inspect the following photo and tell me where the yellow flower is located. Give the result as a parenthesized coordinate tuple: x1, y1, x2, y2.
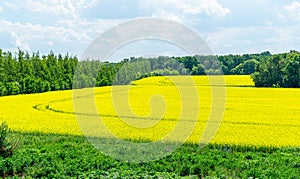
(0, 75, 299, 147)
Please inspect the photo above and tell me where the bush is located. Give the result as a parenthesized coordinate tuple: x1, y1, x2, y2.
(0, 82, 7, 96)
(5, 82, 21, 95)
(0, 122, 14, 158)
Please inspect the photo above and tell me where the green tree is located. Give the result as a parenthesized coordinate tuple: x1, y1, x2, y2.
(190, 64, 205, 75)
(4, 52, 17, 83)
(0, 82, 7, 96)
(251, 51, 300, 87)
(283, 52, 300, 87)
(5, 82, 20, 95)
(231, 59, 259, 75)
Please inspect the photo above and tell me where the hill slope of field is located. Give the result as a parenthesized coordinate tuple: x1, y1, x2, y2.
(0, 75, 299, 147)
(0, 75, 300, 178)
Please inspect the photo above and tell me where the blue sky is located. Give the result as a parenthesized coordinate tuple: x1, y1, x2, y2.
(0, 0, 299, 61)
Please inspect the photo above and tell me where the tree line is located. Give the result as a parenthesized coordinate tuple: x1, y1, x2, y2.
(0, 48, 299, 96)
(251, 50, 299, 87)
(176, 50, 299, 87)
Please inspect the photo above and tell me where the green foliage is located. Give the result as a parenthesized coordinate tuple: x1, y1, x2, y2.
(0, 49, 79, 95)
(113, 56, 186, 85)
(96, 63, 120, 86)
(1, 132, 300, 178)
(251, 51, 300, 87)
(283, 51, 300, 87)
(0, 48, 298, 96)
(0, 82, 7, 96)
(231, 59, 259, 75)
(0, 122, 14, 158)
(190, 64, 205, 75)
(5, 82, 21, 95)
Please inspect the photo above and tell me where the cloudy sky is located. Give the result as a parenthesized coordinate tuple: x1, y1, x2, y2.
(0, 0, 299, 60)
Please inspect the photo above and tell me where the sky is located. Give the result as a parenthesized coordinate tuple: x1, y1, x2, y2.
(0, 0, 300, 61)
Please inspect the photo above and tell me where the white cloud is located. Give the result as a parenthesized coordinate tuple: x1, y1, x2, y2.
(0, 17, 122, 55)
(266, 20, 272, 26)
(285, 1, 300, 11)
(178, 0, 230, 16)
(0, 0, 124, 56)
(203, 25, 299, 54)
(0, 0, 299, 57)
(140, 0, 230, 18)
(82, 0, 99, 8)
(271, 1, 300, 26)
(0, 6, 3, 12)
(18, 0, 77, 18)
(46, 41, 54, 46)
(284, 1, 300, 17)
(4, 2, 18, 10)
(3, 0, 100, 18)
(277, 13, 283, 19)
(8, 31, 31, 51)
(152, 10, 183, 22)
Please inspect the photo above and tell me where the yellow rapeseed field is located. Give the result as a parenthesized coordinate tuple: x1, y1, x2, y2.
(0, 75, 299, 147)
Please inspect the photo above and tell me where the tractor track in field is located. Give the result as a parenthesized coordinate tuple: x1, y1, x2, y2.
(33, 99, 300, 129)
(31, 85, 300, 129)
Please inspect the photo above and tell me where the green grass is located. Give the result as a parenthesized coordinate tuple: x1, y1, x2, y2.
(1, 131, 300, 178)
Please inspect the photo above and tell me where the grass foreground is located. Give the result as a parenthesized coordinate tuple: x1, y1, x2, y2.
(2, 131, 300, 178)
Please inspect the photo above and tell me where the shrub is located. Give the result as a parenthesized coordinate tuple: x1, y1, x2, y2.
(0, 122, 14, 158)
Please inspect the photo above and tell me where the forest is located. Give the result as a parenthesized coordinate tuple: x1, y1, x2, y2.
(0, 49, 299, 96)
